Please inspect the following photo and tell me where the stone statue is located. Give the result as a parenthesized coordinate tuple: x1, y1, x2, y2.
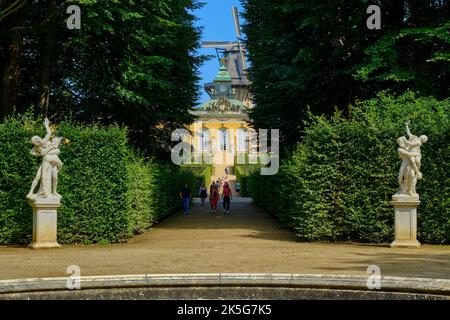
(393, 121, 428, 200)
(27, 118, 64, 200)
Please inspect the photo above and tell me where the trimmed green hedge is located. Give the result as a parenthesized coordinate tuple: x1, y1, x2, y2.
(235, 165, 259, 197)
(149, 164, 195, 219)
(249, 92, 450, 244)
(0, 114, 194, 245)
(182, 164, 212, 195)
(0, 115, 38, 244)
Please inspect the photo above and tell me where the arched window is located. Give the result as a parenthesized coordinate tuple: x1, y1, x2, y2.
(198, 128, 210, 152)
(219, 128, 228, 151)
(237, 128, 248, 152)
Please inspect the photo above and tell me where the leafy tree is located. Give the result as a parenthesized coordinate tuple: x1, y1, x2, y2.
(0, 0, 28, 118)
(0, 0, 66, 118)
(242, 0, 450, 152)
(60, 0, 204, 156)
(0, 0, 204, 158)
(356, 2, 450, 99)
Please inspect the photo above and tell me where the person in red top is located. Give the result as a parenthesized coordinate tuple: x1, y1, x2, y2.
(209, 184, 219, 214)
(222, 182, 232, 214)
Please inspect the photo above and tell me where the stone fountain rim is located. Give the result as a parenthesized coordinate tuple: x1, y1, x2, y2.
(0, 273, 449, 296)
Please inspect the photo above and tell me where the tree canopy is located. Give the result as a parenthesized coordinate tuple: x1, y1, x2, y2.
(0, 0, 204, 158)
(242, 0, 450, 151)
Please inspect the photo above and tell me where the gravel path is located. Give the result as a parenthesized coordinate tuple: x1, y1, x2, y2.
(0, 198, 449, 280)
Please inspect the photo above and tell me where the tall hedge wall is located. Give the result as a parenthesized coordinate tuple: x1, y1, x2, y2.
(0, 115, 193, 245)
(235, 165, 259, 197)
(249, 92, 450, 244)
(182, 164, 212, 195)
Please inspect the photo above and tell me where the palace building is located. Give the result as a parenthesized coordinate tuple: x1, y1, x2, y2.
(186, 59, 254, 181)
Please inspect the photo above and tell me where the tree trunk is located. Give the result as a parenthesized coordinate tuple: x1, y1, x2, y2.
(37, 0, 57, 117)
(408, 0, 424, 27)
(0, 30, 21, 119)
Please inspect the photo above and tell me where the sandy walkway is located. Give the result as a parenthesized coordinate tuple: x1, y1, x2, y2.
(0, 198, 449, 280)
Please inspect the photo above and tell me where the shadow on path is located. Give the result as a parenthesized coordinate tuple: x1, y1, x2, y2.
(0, 197, 449, 280)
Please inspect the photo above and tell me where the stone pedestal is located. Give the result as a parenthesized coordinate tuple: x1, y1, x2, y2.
(390, 199, 421, 248)
(29, 197, 61, 249)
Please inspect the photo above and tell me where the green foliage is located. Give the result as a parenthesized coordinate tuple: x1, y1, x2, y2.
(242, 0, 450, 150)
(61, 0, 205, 157)
(356, 21, 450, 98)
(1, 0, 204, 158)
(0, 114, 38, 243)
(56, 120, 130, 244)
(235, 165, 259, 197)
(125, 156, 155, 236)
(0, 114, 194, 244)
(182, 164, 212, 194)
(149, 165, 195, 221)
(249, 92, 450, 244)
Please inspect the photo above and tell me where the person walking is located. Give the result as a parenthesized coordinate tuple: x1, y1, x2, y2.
(210, 185, 220, 214)
(235, 181, 241, 197)
(209, 183, 216, 211)
(222, 182, 232, 214)
(180, 183, 191, 215)
(215, 180, 220, 190)
(199, 184, 207, 206)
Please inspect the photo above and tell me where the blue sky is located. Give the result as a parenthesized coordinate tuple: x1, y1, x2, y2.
(195, 0, 245, 104)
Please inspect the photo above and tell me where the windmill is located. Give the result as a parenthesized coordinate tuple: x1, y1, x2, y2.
(202, 6, 252, 107)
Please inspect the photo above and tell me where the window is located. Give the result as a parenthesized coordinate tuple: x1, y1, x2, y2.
(219, 128, 228, 151)
(237, 129, 248, 152)
(199, 128, 210, 152)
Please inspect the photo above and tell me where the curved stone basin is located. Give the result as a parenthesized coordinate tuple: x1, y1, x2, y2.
(0, 274, 449, 300)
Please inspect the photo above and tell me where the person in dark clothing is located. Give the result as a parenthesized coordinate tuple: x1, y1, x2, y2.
(180, 183, 191, 215)
(199, 184, 207, 206)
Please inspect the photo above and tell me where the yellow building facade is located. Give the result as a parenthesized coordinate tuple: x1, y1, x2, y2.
(186, 61, 254, 183)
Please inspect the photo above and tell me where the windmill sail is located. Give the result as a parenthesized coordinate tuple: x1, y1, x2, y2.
(232, 6, 247, 72)
(232, 6, 242, 39)
(201, 7, 252, 107)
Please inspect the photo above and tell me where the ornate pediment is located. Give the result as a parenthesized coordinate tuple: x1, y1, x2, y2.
(203, 97, 245, 113)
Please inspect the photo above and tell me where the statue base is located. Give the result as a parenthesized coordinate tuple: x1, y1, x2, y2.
(390, 198, 421, 248)
(29, 197, 61, 250)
